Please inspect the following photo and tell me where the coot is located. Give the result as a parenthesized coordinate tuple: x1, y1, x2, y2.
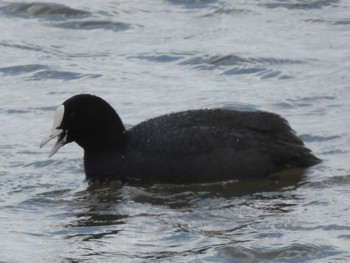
(40, 94, 320, 183)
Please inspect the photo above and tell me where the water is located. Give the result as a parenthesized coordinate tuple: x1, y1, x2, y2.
(0, 0, 349, 262)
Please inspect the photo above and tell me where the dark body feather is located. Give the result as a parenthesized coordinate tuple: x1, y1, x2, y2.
(81, 106, 320, 183)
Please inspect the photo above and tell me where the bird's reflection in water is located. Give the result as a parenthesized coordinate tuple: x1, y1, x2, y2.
(65, 168, 307, 242)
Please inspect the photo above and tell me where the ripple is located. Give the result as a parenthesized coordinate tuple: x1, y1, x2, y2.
(166, 0, 217, 9)
(0, 2, 90, 19)
(2, 109, 30, 114)
(0, 106, 56, 114)
(0, 64, 101, 80)
(53, 20, 132, 31)
(0, 64, 48, 76)
(181, 54, 303, 67)
(215, 102, 260, 112)
(334, 19, 350, 25)
(128, 53, 186, 63)
(131, 52, 302, 79)
(222, 243, 339, 262)
(179, 54, 302, 79)
(305, 18, 350, 26)
(0, 42, 44, 52)
(30, 69, 102, 81)
(273, 95, 337, 109)
(200, 6, 250, 17)
(23, 159, 60, 168)
(129, 52, 304, 79)
(298, 134, 341, 143)
(306, 174, 350, 187)
(0, 41, 111, 58)
(260, 0, 339, 10)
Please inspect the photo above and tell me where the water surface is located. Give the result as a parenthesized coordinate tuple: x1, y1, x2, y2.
(0, 0, 350, 262)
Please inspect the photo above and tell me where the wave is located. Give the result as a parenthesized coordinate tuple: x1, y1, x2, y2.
(0, 64, 101, 80)
(0, 2, 90, 19)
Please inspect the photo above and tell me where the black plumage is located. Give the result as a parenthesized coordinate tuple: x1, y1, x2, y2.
(41, 94, 320, 183)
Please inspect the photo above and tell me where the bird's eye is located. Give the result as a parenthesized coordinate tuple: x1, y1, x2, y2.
(69, 112, 75, 119)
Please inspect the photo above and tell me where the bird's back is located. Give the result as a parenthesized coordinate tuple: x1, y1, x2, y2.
(122, 109, 319, 183)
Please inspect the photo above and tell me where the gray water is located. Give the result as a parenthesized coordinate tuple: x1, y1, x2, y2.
(0, 0, 350, 262)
